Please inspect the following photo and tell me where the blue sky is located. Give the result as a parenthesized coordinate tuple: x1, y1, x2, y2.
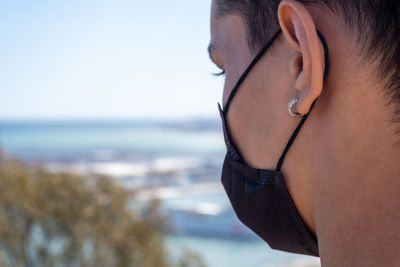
(0, 0, 223, 120)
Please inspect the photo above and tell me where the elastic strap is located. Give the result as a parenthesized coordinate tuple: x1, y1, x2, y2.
(223, 29, 282, 115)
(275, 29, 330, 171)
(275, 98, 317, 171)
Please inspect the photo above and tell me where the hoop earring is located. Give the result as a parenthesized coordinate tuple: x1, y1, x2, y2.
(287, 97, 305, 118)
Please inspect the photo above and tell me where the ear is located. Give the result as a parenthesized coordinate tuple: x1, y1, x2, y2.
(278, 0, 325, 115)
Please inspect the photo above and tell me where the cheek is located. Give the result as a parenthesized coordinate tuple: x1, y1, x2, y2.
(222, 58, 253, 108)
(223, 51, 296, 168)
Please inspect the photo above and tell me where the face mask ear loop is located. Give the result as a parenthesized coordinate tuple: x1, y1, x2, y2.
(275, 29, 330, 172)
(222, 29, 283, 116)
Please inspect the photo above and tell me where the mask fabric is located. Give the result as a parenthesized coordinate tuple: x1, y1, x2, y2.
(218, 28, 330, 256)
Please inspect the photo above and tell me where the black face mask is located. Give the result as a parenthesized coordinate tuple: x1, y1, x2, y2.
(218, 28, 330, 257)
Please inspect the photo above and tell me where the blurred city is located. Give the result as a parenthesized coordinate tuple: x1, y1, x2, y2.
(0, 1, 320, 266)
(0, 120, 319, 267)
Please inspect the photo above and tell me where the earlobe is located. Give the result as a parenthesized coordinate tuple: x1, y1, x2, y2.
(278, 0, 325, 116)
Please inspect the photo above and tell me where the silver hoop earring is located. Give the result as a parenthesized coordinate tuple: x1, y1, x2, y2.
(287, 97, 305, 118)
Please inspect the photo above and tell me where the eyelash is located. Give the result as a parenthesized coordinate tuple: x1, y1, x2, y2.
(213, 69, 226, 77)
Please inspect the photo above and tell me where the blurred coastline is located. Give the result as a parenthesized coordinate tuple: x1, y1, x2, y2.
(0, 119, 320, 267)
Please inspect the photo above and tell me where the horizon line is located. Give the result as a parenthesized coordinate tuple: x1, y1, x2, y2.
(0, 116, 220, 123)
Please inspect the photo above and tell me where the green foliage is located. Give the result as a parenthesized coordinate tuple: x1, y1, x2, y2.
(0, 160, 206, 267)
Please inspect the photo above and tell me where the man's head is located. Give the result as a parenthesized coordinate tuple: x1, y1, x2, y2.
(210, 0, 400, 264)
(213, 0, 400, 120)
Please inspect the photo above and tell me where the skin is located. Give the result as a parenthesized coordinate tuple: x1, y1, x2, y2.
(209, 0, 400, 266)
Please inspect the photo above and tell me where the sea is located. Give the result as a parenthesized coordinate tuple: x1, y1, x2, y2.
(0, 120, 320, 267)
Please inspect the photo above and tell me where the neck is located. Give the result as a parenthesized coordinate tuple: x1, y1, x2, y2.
(306, 73, 400, 264)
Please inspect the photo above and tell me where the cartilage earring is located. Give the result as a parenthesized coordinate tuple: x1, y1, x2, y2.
(287, 97, 305, 118)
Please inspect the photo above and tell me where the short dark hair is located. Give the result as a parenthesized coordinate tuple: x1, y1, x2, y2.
(216, 0, 400, 126)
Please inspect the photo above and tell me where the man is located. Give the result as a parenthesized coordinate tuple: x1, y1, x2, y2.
(208, 0, 400, 266)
